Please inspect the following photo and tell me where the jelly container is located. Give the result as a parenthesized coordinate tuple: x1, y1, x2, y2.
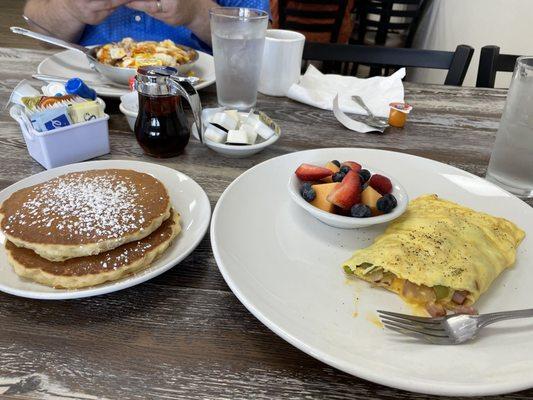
(388, 102, 413, 128)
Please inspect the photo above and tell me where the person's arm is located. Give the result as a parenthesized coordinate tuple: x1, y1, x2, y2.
(184, 0, 217, 45)
(126, 0, 216, 45)
(24, 0, 132, 43)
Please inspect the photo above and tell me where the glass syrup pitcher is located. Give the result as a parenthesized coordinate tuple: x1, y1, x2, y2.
(134, 66, 202, 158)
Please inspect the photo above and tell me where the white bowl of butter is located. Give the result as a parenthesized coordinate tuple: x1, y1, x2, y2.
(192, 108, 281, 158)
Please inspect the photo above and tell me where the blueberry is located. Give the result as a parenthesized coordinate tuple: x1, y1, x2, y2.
(331, 160, 341, 167)
(359, 169, 371, 183)
(376, 194, 398, 213)
(302, 187, 316, 202)
(350, 204, 372, 218)
(300, 182, 312, 196)
(387, 193, 398, 208)
(339, 165, 351, 174)
(332, 172, 345, 182)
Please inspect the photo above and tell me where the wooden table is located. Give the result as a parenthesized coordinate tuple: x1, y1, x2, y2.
(0, 47, 531, 400)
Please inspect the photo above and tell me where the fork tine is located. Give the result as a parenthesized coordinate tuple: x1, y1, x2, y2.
(384, 325, 452, 345)
(377, 310, 442, 324)
(382, 320, 449, 338)
(379, 315, 446, 332)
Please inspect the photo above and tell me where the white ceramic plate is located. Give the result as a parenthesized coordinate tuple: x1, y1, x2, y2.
(0, 160, 210, 300)
(38, 49, 216, 97)
(211, 147, 533, 396)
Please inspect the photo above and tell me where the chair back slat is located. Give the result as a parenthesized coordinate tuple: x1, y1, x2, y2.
(278, 0, 349, 43)
(476, 46, 520, 88)
(443, 44, 474, 86)
(354, 0, 427, 48)
(365, 20, 413, 30)
(303, 42, 474, 86)
(285, 9, 339, 19)
(365, 7, 419, 17)
(497, 54, 520, 72)
(284, 22, 343, 33)
(369, 0, 422, 4)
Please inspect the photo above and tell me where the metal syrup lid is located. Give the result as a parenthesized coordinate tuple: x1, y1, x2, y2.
(135, 66, 178, 96)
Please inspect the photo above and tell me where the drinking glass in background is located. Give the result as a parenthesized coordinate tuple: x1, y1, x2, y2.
(486, 57, 533, 197)
(258, 29, 305, 97)
(210, 8, 269, 110)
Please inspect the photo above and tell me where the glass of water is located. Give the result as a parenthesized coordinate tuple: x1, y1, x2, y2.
(210, 7, 268, 110)
(486, 57, 533, 197)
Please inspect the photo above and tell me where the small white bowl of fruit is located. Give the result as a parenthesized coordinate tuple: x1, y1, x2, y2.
(288, 159, 408, 229)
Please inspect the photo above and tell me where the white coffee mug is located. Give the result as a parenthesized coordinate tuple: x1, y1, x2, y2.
(258, 29, 306, 97)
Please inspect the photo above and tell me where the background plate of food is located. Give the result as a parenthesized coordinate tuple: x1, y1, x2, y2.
(0, 160, 211, 300)
(211, 147, 533, 397)
(37, 39, 215, 98)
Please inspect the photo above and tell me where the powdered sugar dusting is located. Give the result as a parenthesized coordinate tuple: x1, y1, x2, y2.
(2, 170, 168, 244)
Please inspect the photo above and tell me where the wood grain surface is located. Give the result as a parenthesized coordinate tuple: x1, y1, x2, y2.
(0, 0, 47, 50)
(0, 46, 532, 400)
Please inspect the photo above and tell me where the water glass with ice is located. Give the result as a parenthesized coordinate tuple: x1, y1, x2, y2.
(486, 57, 533, 197)
(210, 7, 268, 110)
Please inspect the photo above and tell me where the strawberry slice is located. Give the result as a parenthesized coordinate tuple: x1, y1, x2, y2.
(341, 161, 362, 173)
(326, 170, 361, 209)
(295, 164, 333, 181)
(368, 174, 392, 195)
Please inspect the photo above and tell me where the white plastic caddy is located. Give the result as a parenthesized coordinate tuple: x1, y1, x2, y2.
(10, 105, 110, 169)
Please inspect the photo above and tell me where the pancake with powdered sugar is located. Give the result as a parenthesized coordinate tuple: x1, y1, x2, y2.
(5, 211, 181, 289)
(0, 169, 170, 261)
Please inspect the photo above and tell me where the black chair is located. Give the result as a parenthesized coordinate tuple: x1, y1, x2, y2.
(278, 0, 349, 43)
(476, 45, 520, 88)
(303, 42, 474, 86)
(352, 0, 428, 48)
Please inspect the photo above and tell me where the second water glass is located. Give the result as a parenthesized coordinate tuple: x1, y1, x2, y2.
(210, 7, 269, 110)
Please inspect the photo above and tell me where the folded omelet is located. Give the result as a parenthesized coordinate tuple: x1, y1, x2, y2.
(342, 194, 525, 316)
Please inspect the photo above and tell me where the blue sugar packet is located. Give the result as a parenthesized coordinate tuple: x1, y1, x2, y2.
(30, 106, 72, 132)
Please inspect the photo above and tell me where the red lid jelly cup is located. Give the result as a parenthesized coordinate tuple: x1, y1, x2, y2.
(389, 102, 413, 113)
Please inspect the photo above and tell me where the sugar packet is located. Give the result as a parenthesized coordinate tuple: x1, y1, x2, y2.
(30, 106, 72, 132)
(22, 95, 85, 112)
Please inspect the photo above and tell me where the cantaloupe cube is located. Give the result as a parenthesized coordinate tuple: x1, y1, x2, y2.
(310, 182, 339, 213)
(322, 162, 340, 183)
(361, 186, 383, 216)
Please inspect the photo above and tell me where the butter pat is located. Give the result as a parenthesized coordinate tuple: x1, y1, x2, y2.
(225, 109, 240, 126)
(226, 129, 249, 145)
(255, 122, 275, 140)
(240, 124, 257, 145)
(210, 112, 238, 131)
(205, 124, 227, 143)
(242, 111, 262, 130)
(68, 100, 103, 124)
(243, 112, 275, 140)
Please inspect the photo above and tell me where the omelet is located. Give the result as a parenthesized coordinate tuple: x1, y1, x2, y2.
(342, 194, 525, 316)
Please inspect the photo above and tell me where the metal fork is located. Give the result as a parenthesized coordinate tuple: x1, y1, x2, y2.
(378, 309, 533, 344)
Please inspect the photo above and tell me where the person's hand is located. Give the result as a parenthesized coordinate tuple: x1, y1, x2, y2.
(64, 0, 133, 25)
(126, 0, 211, 27)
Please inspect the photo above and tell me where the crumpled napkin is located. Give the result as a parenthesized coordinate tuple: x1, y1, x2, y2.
(286, 65, 405, 121)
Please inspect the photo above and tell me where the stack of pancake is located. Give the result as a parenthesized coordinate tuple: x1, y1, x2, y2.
(0, 169, 181, 289)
